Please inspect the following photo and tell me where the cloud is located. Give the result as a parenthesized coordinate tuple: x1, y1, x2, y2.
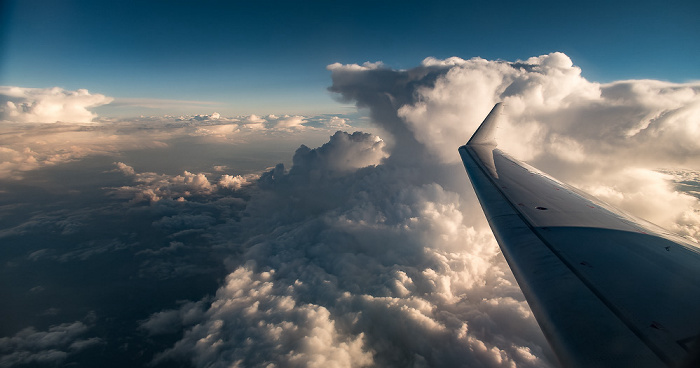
(146, 52, 700, 368)
(189, 112, 222, 121)
(140, 300, 209, 336)
(152, 266, 374, 368)
(109, 131, 384, 204)
(136, 241, 186, 256)
(271, 115, 307, 129)
(0, 210, 95, 240)
(327, 61, 385, 72)
(289, 131, 387, 174)
(108, 97, 219, 110)
(219, 174, 254, 190)
(115, 161, 136, 175)
(0, 122, 170, 180)
(0, 86, 113, 124)
(6, 53, 699, 368)
(329, 52, 700, 234)
(0, 321, 102, 367)
(239, 114, 267, 130)
(0, 102, 367, 179)
(110, 165, 216, 203)
(329, 52, 700, 170)
(148, 128, 550, 367)
(110, 162, 258, 203)
(0, 146, 39, 179)
(325, 116, 351, 129)
(579, 168, 700, 240)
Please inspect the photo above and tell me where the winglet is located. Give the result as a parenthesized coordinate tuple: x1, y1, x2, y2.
(466, 103, 503, 146)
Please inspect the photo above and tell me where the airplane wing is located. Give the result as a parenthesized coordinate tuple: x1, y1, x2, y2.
(459, 103, 700, 367)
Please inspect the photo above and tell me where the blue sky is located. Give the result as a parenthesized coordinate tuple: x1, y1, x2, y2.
(1, 0, 698, 116)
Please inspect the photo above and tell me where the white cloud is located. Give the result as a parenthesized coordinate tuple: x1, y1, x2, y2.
(219, 174, 257, 190)
(110, 162, 258, 203)
(329, 52, 700, 240)
(578, 168, 700, 240)
(240, 114, 267, 130)
(152, 266, 374, 368)
(327, 61, 385, 72)
(115, 161, 136, 176)
(193, 124, 240, 138)
(149, 128, 551, 367)
(325, 116, 350, 129)
(0, 86, 113, 124)
(395, 52, 601, 163)
(273, 115, 307, 129)
(290, 131, 387, 173)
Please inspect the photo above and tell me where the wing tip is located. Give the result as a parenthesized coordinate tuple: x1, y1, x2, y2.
(466, 102, 503, 146)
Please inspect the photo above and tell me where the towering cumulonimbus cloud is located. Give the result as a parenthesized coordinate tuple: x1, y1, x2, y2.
(329, 52, 700, 237)
(145, 53, 700, 368)
(330, 52, 700, 168)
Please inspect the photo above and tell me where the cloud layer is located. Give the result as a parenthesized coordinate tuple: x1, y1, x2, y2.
(0, 320, 101, 367)
(142, 111, 552, 367)
(139, 52, 700, 368)
(0, 100, 368, 180)
(4, 52, 700, 368)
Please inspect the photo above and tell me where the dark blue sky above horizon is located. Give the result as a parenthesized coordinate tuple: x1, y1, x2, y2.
(1, 0, 698, 115)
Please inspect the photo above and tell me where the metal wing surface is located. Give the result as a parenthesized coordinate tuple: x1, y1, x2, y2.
(459, 103, 700, 367)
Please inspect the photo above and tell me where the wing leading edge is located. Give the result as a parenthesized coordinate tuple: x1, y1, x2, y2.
(459, 103, 700, 367)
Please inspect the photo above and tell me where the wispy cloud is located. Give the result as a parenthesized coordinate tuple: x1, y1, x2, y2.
(106, 97, 221, 110)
